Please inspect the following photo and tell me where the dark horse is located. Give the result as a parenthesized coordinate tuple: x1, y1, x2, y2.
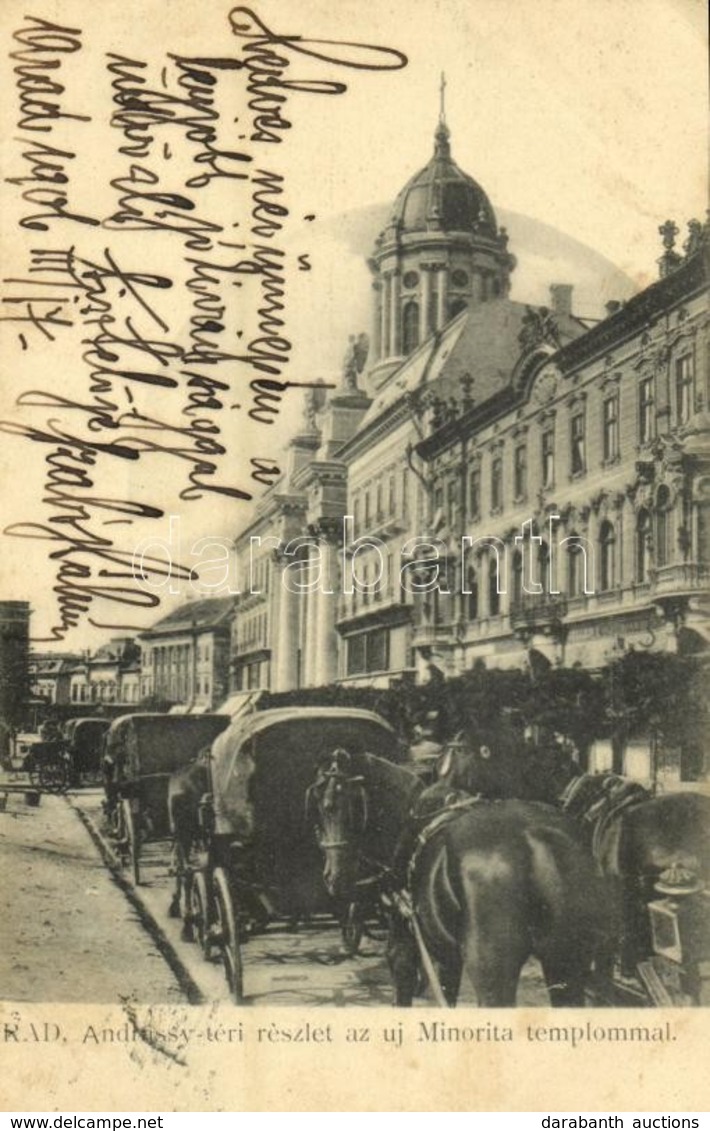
(437, 737, 710, 978)
(166, 750, 211, 934)
(559, 772, 710, 974)
(307, 754, 608, 1007)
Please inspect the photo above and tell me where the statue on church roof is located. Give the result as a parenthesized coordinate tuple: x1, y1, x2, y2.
(518, 306, 561, 353)
(342, 332, 369, 391)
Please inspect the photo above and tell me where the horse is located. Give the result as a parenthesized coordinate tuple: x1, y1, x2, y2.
(306, 755, 609, 1007)
(559, 772, 710, 975)
(436, 729, 577, 803)
(166, 750, 211, 935)
(437, 739, 710, 978)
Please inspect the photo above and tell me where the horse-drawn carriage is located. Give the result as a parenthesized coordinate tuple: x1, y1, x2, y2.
(64, 717, 110, 783)
(23, 738, 72, 793)
(104, 713, 230, 884)
(307, 732, 710, 1008)
(170, 707, 412, 1002)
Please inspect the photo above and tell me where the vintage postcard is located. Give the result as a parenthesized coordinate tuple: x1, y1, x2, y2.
(0, 0, 708, 1113)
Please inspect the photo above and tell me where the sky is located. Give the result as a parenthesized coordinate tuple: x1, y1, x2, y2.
(0, 0, 706, 650)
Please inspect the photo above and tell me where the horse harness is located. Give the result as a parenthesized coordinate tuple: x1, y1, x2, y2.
(384, 792, 484, 1008)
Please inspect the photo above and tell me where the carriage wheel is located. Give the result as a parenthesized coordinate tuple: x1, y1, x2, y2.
(190, 871, 213, 960)
(122, 799, 141, 886)
(213, 867, 244, 1003)
(39, 757, 68, 794)
(341, 901, 364, 957)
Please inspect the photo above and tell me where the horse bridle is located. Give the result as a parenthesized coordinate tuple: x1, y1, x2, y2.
(306, 763, 368, 851)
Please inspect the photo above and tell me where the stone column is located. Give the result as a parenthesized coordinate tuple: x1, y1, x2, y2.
(436, 265, 448, 330)
(372, 279, 382, 362)
(273, 554, 300, 691)
(390, 270, 401, 357)
(312, 525, 340, 686)
(381, 273, 391, 359)
(421, 267, 431, 340)
(303, 548, 320, 687)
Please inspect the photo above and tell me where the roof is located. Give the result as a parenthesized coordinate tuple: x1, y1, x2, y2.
(385, 122, 497, 239)
(357, 297, 586, 434)
(140, 596, 235, 639)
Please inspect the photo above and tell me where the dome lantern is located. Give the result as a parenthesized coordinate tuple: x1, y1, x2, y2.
(367, 84, 515, 387)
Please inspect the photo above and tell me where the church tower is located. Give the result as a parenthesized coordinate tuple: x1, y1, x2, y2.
(368, 80, 515, 388)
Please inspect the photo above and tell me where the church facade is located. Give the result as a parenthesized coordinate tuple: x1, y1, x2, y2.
(228, 115, 709, 694)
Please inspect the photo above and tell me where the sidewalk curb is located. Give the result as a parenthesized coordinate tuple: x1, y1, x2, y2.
(67, 795, 206, 1006)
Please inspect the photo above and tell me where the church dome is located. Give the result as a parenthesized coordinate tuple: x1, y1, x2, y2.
(388, 122, 498, 239)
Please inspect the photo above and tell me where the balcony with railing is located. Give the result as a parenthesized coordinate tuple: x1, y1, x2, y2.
(509, 594, 568, 636)
(651, 562, 710, 598)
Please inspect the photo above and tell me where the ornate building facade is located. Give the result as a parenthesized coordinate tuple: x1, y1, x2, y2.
(228, 114, 709, 694)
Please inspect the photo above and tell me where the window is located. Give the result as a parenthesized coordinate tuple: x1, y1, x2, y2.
(602, 394, 619, 463)
(388, 472, 396, 516)
(538, 541, 551, 595)
(466, 566, 479, 620)
(542, 430, 555, 488)
(639, 377, 655, 444)
(364, 490, 371, 527)
(599, 521, 615, 591)
(511, 550, 523, 608)
(401, 468, 409, 517)
(352, 495, 360, 536)
(469, 467, 480, 521)
(488, 558, 501, 616)
(655, 486, 672, 567)
(449, 299, 468, 319)
(566, 534, 587, 598)
(491, 455, 503, 512)
(514, 444, 527, 501)
(403, 270, 419, 289)
(433, 485, 444, 523)
(675, 355, 694, 424)
(447, 480, 459, 532)
(346, 628, 390, 675)
(376, 481, 384, 520)
(570, 412, 586, 476)
(402, 301, 420, 353)
(636, 509, 651, 583)
(452, 269, 469, 288)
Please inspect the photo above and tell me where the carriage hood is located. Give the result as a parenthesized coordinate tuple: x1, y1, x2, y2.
(106, 713, 229, 777)
(208, 708, 403, 842)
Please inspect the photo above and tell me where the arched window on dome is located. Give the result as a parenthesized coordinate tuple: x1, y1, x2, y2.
(402, 301, 420, 354)
(636, 509, 651, 583)
(449, 298, 468, 320)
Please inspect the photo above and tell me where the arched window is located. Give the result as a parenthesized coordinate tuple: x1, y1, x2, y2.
(538, 541, 551, 596)
(599, 520, 615, 591)
(488, 557, 501, 616)
(402, 301, 420, 354)
(511, 549, 523, 609)
(566, 533, 585, 597)
(636, 509, 651, 583)
(466, 565, 479, 620)
(655, 486, 672, 567)
(449, 299, 467, 320)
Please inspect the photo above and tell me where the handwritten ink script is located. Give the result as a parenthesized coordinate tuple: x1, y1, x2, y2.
(0, 7, 407, 640)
